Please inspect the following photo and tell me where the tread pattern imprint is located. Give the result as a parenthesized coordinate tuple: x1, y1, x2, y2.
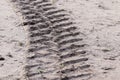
(10, 0, 94, 80)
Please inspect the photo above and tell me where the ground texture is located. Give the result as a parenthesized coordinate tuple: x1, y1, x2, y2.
(0, 0, 120, 80)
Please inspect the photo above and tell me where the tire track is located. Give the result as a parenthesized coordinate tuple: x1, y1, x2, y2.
(10, 0, 93, 80)
(10, 0, 60, 80)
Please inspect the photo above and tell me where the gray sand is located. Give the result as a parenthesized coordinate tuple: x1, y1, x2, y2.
(0, 0, 120, 80)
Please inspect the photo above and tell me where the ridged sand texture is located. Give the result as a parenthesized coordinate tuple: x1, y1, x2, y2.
(10, 0, 93, 80)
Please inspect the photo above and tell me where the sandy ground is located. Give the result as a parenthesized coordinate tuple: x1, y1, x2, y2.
(0, 0, 120, 80)
(0, 0, 27, 80)
(55, 0, 120, 80)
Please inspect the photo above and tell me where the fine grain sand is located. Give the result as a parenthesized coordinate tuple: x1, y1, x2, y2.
(0, 0, 120, 80)
(0, 0, 27, 80)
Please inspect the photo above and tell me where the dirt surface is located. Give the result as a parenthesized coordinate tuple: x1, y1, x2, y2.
(0, 0, 27, 80)
(0, 0, 120, 80)
(55, 0, 120, 80)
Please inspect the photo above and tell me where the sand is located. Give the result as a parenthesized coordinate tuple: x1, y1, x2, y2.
(0, 0, 120, 80)
(0, 0, 26, 79)
(55, 0, 120, 80)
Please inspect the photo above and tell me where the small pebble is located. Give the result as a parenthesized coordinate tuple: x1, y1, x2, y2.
(19, 42, 24, 46)
(0, 56, 5, 61)
(7, 53, 13, 58)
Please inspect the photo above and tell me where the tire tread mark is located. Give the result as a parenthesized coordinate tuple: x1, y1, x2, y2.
(54, 32, 80, 42)
(61, 58, 88, 66)
(58, 38, 83, 47)
(60, 64, 90, 74)
(59, 44, 86, 52)
(60, 51, 86, 59)
(10, 0, 93, 80)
